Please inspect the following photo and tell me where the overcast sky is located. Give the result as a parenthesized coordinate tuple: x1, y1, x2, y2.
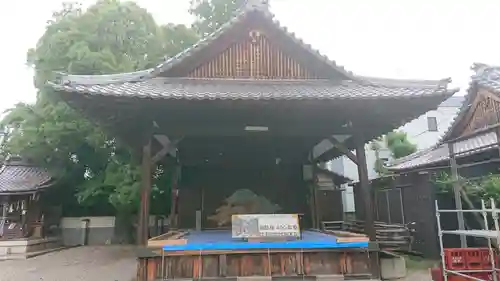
(1, 0, 499, 113)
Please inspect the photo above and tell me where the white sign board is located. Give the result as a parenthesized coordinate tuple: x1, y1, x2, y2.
(231, 214, 300, 238)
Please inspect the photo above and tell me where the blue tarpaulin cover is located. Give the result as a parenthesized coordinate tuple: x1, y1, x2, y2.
(162, 230, 369, 251)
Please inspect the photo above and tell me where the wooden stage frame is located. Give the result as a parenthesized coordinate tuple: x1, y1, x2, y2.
(137, 229, 380, 280)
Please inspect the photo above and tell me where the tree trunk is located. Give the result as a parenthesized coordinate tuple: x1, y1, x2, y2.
(114, 208, 134, 244)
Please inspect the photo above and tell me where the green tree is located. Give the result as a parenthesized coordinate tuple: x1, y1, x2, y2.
(385, 131, 417, 159)
(1, 0, 197, 237)
(370, 137, 388, 176)
(2, 0, 245, 240)
(370, 132, 416, 176)
(189, 0, 244, 36)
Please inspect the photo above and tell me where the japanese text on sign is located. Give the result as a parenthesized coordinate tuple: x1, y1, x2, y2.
(231, 214, 300, 238)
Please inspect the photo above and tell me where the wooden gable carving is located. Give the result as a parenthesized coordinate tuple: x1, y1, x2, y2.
(460, 89, 500, 136)
(188, 30, 318, 79)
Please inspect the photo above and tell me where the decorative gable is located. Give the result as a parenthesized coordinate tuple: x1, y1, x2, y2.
(187, 30, 318, 79)
(459, 89, 500, 136)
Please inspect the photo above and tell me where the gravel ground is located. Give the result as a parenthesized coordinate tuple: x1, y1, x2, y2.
(0, 246, 432, 281)
(0, 246, 136, 281)
(405, 270, 432, 281)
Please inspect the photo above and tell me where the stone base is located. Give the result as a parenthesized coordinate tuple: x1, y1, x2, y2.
(380, 255, 407, 280)
(0, 237, 64, 260)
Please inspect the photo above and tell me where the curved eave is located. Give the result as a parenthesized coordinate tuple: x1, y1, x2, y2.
(49, 77, 457, 102)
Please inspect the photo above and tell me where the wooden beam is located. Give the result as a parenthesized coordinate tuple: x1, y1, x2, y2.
(151, 123, 347, 137)
(354, 137, 375, 241)
(169, 165, 181, 229)
(152, 135, 181, 164)
(354, 135, 379, 279)
(137, 140, 152, 245)
(328, 136, 358, 165)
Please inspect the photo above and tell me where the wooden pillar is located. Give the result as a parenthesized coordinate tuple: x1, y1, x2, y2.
(354, 139, 376, 241)
(354, 136, 380, 279)
(0, 195, 9, 238)
(169, 165, 180, 229)
(137, 140, 152, 246)
(447, 142, 467, 247)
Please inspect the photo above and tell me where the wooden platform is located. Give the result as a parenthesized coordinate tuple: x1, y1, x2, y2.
(137, 229, 379, 281)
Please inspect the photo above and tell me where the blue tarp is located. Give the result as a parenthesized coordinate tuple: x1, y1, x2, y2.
(162, 230, 369, 251)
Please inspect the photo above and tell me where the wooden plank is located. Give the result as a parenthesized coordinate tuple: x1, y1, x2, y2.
(305, 252, 341, 275)
(202, 255, 219, 277)
(349, 252, 371, 276)
(148, 238, 187, 248)
(336, 237, 370, 243)
(176, 256, 194, 278)
(295, 252, 304, 275)
(281, 253, 297, 275)
(166, 257, 173, 279)
(193, 256, 202, 278)
(270, 254, 281, 276)
(146, 258, 156, 281)
(227, 255, 240, 277)
(137, 259, 147, 281)
(219, 254, 227, 277)
(303, 254, 311, 275)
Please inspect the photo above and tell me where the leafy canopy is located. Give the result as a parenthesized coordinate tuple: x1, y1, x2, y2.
(385, 131, 417, 159)
(370, 131, 417, 176)
(189, 0, 245, 36)
(1, 0, 251, 216)
(2, 0, 200, 215)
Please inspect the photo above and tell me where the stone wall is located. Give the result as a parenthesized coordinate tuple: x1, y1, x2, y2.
(60, 216, 167, 246)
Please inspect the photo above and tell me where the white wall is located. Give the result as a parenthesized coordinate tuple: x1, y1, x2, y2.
(328, 96, 463, 214)
(329, 96, 463, 183)
(399, 104, 462, 150)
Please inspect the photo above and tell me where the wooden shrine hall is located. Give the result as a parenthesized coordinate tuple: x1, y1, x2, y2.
(51, 1, 457, 280)
(0, 157, 62, 260)
(0, 157, 55, 240)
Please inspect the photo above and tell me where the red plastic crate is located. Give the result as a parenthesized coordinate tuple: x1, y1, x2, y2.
(445, 249, 468, 270)
(445, 248, 498, 270)
(466, 249, 489, 270)
(479, 250, 499, 269)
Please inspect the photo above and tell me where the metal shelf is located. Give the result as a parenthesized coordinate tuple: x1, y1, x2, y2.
(436, 198, 500, 281)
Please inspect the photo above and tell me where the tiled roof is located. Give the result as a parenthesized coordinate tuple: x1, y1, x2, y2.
(49, 2, 456, 100)
(387, 63, 500, 171)
(52, 77, 454, 101)
(148, 1, 359, 80)
(0, 162, 53, 193)
(388, 130, 498, 171)
(437, 63, 500, 143)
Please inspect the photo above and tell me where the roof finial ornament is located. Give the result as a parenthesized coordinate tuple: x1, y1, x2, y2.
(244, 0, 269, 10)
(473, 62, 500, 81)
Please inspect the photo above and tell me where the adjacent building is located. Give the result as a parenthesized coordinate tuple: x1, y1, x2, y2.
(328, 95, 464, 214)
(329, 95, 464, 182)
